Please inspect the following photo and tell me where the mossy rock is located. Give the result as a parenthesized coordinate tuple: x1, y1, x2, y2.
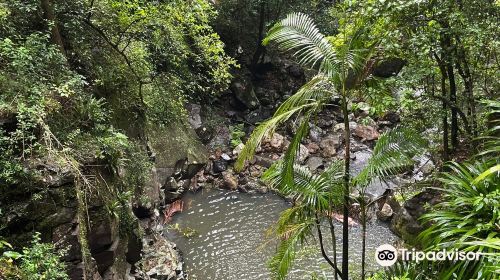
(146, 120, 208, 177)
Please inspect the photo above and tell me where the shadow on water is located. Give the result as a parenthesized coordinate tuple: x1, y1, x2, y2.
(165, 189, 398, 280)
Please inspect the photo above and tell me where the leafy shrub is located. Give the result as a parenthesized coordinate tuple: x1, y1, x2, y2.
(1, 233, 68, 280)
(373, 101, 500, 280)
(229, 124, 246, 148)
(417, 100, 500, 279)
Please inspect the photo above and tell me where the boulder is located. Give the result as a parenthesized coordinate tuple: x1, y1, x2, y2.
(390, 189, 441, 244)
(232, 143, 245, 156)
(254, 87, 278, 106)
(288, 64, 304, 78)
(306, 157, 324, 171)
(317, 116, 335, 128)
(372, 57, 406, 78)
(244, 107, 272, 124)
(263, 133, 285, 152)
(254, 155, 274, 168)
(376, 203, 393, 222)
(306, 142, 320, 154)
(354, 125, 380, 141)
(222, 172, 238, 190)
(208, 125, 231, 150)
(147, 121, 208, 180)
(220, 153, 231, 161)
(212, 160, 227, 174)
(137, 236, 183, 280)
(334, 122, 358, 132)
(297, 144, 310, 163)
(231, 79, 260, 110)
(320, 135, 341, 158)
(381, 112, 400, 124)
(309, 125, 322, 142)
(186, 103, 202, 130)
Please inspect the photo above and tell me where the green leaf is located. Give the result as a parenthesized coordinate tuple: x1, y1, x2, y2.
(3, 250, 22, 259)
(472, 164, 500, 185)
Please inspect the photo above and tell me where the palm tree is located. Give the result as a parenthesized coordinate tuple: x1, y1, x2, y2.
(352, 127, 425, 279)
(262, 127, 425, 280)
(235, 13, 379, 280)
(262, 161, 344, 279)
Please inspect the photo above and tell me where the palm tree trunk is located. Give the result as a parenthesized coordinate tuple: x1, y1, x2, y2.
(328, 216, 339, 280)
(361, 201, 367, 280)
(340, 92, 350, 280)
(316, 214, 343, 278)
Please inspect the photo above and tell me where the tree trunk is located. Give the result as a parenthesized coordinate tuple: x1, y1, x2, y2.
(439, 23, 458, 151)
(446, 62, 458, 150)
(360, 200, 367, 280)
(251, 0, 266, 67)
(440, 68, 449, 162)
(40, 0, 65, 55)
(456, 46, 476, 137)
(316, 214, 343, 278)
(435, 54, 449, 162)
(328, 216, 339, 280)
(341, 91, 350, 280)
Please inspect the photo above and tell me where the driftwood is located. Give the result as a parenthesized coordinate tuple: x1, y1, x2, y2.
(163, 200, 184, 224)
(331, 212, 359, 227)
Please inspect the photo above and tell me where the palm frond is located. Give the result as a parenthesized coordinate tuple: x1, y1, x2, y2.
(282, 115, 310, 188)
(330, 28, 378, 89)
(235, 74, 334, 172)
(275, 74, 335, 116)
(354, 127, 426, 187)
(263, 160, 343, 212)
(235, 101, 318, 171)
(263, 12, 338, 74)
(268, 216, 314, 280)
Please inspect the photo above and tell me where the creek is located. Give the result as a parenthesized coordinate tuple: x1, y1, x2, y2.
(165, 189, 398, 280)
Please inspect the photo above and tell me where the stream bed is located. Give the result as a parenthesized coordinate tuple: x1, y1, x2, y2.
(166, 189, 398, 280)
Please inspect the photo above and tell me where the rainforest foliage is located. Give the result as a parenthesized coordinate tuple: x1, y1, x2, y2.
(0, 0, 499, 279)
(0, 0, 235, 184)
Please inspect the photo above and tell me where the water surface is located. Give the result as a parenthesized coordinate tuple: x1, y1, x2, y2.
(166, 189, 398, 280)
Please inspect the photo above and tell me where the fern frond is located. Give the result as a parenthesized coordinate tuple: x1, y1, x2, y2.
(418, 159, 500, 280)
(282, 115, 310, 188)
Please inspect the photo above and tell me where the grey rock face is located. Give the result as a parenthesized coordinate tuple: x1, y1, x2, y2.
(306, 157, 324, 171)
(376, 203, 394, 222)
(231, 79, 260, 110)
(320, 135, 341, 158)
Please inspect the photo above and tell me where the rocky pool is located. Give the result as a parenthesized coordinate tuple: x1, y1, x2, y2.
(166, 189, 398, 280)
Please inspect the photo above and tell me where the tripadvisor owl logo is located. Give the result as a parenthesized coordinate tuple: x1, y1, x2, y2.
(375, 244, 398, 266)
(375, 244, 482, 266)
